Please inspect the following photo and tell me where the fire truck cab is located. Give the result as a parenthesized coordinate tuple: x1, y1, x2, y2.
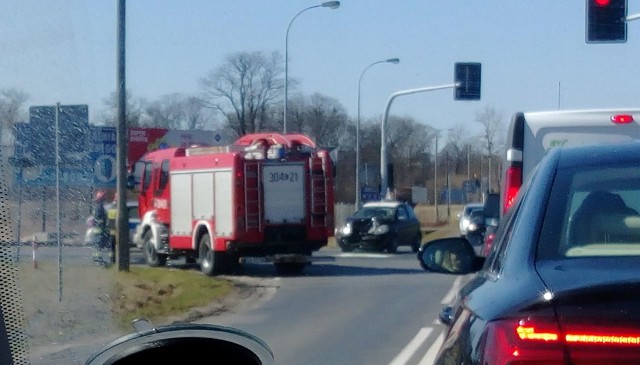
(131, 133, 334, 276)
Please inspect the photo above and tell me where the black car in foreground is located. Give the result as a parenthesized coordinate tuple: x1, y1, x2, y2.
(418, 141, 640, 364)
(336, 200, 422, 253)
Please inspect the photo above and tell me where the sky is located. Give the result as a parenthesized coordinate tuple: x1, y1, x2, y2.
(3, 0, 640, 139)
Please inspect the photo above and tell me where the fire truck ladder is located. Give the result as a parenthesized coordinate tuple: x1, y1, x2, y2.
(309, 157, 327, 228)
(244, 161, 261, 231)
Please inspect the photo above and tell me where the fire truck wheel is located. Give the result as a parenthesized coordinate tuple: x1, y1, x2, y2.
(198, 233, 224, 276)
(143, 231, 167, 267)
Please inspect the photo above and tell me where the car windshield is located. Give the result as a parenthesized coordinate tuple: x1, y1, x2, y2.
(3, 2, 640, 364)
(539, 164, 640, 260)
(352, 206, 396, 220)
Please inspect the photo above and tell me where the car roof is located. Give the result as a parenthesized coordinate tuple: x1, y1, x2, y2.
(464, 203, 484, 209)
(362, 200, 404, 208)
(554, 140, 640, 168)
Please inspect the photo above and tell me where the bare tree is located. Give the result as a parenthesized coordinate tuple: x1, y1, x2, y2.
(145, 94, 185, 129)
(183, 96, 214, 130)
(475, 105, 504, 192)
(101, 90, 144, 127)
(358, 115, 433, 189)
(0, 88, 29, 142)
(200, 51, 284, 137)
(445, 124, 470, 174)
(301, 93, 348, 147)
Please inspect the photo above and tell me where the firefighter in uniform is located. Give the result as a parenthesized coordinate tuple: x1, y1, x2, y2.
(93, 190, 110, 251)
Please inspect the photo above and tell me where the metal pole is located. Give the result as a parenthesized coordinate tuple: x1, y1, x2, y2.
(434, 134, 438, 222)
(116, 0, 130, 271)
(16, 170, 22, 262)
(380, 83, 458, 197)
(55, 102, 62, 302)
(446, 152, 451, 220)
(356, 59, 398, 208)
(467, 145, 470, 179)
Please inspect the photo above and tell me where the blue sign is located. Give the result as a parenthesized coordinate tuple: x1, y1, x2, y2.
(19, 166, 93, 187)
(361, 187, 381, 203)
(89, 126, 117, 187)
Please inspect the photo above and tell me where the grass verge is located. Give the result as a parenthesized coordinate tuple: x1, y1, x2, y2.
(112, 266, 233, 329)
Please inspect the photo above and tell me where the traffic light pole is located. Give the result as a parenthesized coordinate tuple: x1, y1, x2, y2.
(380, 83, 459, 198)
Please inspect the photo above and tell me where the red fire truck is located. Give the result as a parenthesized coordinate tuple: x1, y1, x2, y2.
(130, 133, 334, 275)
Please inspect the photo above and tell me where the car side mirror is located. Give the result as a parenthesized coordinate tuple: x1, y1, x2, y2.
(85, 319, 273, 365)
(417, 237, 484, 274)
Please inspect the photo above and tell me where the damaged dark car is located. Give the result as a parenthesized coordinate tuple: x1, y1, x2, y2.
(336, 201, 422, 253)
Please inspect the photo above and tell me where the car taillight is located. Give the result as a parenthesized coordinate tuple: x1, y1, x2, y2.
(611, 114, 634, 124)
(481, 318, 640, 365)
(482, 318, 565, 365)
(503, 165, 522, 213)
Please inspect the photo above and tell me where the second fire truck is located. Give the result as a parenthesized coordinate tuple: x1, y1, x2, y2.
(131, 133, 334, 275)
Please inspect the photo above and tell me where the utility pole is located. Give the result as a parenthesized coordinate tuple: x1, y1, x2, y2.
(116, 0, 130, 271)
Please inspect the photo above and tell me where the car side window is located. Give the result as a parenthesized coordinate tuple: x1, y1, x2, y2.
(486, 165, 538, 274)
(406, 206, 417, 220)
(397, 206, 408, 221)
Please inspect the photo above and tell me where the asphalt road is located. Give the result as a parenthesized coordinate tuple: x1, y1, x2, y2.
(197, 247, 464, 365)
(23, 241, 464, 365)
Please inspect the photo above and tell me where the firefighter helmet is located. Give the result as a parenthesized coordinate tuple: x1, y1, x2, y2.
(94, 190, 107, 202)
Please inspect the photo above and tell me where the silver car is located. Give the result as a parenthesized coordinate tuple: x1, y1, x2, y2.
(457, 202, 484, 237)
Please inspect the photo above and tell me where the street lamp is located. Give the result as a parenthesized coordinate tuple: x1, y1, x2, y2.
(433, 128, 452, 223)
(284, 1, 340, 134)
(355, 58, 399, 208)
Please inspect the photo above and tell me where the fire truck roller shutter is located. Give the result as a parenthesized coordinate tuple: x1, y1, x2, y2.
(170, 173, 193, 236)
(214, 170, 234, 238)
(193, 172, 214, 222)
(262, 163, 305, 224)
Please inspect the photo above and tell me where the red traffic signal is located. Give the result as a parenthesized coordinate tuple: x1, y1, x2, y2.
(586, 0, 627, 43)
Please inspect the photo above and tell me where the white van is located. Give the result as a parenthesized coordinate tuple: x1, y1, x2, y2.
(501, 108, 640, 215)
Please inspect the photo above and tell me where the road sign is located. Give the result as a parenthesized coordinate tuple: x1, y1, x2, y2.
(29, 105, 89, 166)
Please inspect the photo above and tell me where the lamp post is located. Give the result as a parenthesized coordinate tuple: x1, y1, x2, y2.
(355, 58, 399, 208)
(433, 128, 452, 222)
(284, 1, 340, 134)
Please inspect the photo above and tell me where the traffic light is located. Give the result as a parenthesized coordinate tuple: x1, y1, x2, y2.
(586, 0, 627, 43)
(454, 62, 481, 101)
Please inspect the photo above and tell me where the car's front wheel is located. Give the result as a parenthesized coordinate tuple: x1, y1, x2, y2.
(386, 237, 399, 253)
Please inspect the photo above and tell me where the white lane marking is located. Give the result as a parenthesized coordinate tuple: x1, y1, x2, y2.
(440, 276, 462, 305)
(418, 331, 445, 365)
(388, 327, 433, 365)
(337, 253, 392, 258)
